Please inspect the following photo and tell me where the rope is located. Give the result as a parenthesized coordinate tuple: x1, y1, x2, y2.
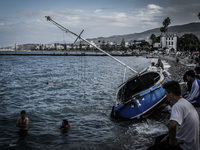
(53, 21, 76, 42)
(62, 30, 66, 45)
(123, 66, 127, 82)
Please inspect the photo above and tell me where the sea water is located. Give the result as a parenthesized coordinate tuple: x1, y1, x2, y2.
(0, 55, 169, 150)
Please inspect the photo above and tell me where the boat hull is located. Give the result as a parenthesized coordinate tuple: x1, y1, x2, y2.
(113, 67, 171, 119)
(114, 84, 167, 119)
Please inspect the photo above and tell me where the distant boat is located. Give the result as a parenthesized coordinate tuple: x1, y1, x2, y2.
(111, 66, 171, 119)
(45, 16, 171, 120)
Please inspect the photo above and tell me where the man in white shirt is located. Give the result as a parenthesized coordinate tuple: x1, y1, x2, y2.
(147, 81, 199, 150)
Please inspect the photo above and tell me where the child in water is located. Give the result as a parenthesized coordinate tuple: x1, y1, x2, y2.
(60, 119, 70, 131)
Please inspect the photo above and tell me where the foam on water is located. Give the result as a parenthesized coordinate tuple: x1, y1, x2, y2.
(135, 121, 168, 135)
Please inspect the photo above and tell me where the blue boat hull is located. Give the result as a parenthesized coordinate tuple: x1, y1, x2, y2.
(114, 83, 167, 119)
(113, 67, 171, 119)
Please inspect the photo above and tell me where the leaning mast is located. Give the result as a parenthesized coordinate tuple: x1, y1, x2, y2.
(45, 16, 138, 74)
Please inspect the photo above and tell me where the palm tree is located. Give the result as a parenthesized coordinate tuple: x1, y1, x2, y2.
(160, 27, 167, 33)
(160, 17, 171, 34)
(163, 17, 171, 28)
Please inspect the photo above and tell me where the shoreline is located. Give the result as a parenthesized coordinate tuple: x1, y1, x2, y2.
(160, 55, 195, 81)
(0, 53, 141, 57)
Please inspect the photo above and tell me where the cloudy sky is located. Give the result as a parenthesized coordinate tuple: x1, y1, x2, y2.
(0, 0, 200, 46)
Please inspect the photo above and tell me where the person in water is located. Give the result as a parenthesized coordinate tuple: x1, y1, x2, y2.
(46, 82, 53, 85)
(16, 110, 29, 131)
(147, 81, 199, 150)
(60, 119, 70, 131)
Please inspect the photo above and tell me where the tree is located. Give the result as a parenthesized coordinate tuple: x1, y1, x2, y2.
(198, 12, 200, 20)
(163, 17, 171, 28)
(120, 39, 126, 51)
(140, 41, 150, 50)
(98, 40, 101, 47)
(101, 40, 106, 50)
(160, 27, 167, 33)
(150, 34, 157, 45)
(160, 17, 171, 33)
(178, 34, 200, 52)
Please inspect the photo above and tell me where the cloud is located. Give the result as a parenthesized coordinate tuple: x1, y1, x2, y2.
(94, 9, 102, 13)
(137, 4, 163, 20)
(0, 1, 200, 46)
(147, 4, 162, 10)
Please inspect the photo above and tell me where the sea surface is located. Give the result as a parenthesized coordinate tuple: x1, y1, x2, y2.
(0, 55, 170, 150)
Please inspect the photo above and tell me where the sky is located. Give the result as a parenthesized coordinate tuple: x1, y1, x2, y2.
(0, 0, 200, 46)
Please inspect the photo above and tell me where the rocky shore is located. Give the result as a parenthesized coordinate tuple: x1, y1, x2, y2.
(159, 54, 200, 115)
(156, 55, 195, 81)
(148, 55, 200, 149)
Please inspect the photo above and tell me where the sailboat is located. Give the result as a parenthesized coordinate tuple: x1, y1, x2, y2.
(112, 66, 170, 119)
(45, 16, 171, 119)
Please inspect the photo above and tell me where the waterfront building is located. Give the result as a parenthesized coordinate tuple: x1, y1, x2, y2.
(153, 33, 177, 53)
(161, 33, 177, 52)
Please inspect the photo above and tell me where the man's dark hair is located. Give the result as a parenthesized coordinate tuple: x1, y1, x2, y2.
(63, 119, 69, 125)
(163, 81, 181, 96)
(184, 70, 196, 78)
(195, 67, 200, 72)
(21, 110, 26, 115)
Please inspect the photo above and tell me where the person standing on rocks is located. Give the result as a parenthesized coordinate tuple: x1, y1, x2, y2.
(156, 58, 164, 70)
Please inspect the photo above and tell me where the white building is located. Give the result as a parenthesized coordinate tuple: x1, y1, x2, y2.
(153, 33, 177, 53)
(89, 41, 97, 48)
(161, 34, 177, 52)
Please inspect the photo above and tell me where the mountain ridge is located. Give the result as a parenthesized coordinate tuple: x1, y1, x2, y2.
(4, 22, 199, 50)
(87, 22, 200, 44)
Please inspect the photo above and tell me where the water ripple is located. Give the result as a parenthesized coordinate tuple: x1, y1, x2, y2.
(0, 55, 168, 149)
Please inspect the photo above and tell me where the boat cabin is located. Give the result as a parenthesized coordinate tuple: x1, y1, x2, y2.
(117, 72, 161, 103)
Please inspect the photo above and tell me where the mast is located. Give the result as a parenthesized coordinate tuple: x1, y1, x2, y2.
(45, 16, 138, 74)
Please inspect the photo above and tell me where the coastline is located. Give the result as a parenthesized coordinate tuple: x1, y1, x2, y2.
(159, 55, 195, 81)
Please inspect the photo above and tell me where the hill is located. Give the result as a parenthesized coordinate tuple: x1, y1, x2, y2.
(5, 22, 200, 50)
(87, 22, 200, 44)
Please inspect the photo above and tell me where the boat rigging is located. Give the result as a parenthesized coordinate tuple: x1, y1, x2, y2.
(45, 16, 138, 75)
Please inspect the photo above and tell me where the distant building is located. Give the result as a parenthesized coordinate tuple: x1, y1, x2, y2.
(132, 40, 145, 45)
(153, 33, 177, 52)
(131, 39, 152, 46)
(154, 43, 161, 48)
(89, 41, 97, 48)
(161, 33, 177, 52)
